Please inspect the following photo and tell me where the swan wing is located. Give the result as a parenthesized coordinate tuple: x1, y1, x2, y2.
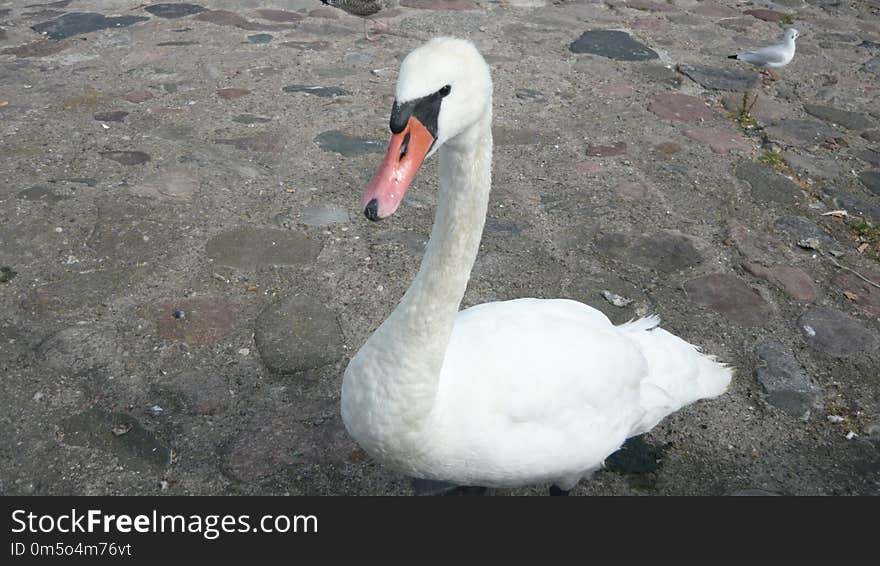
(427, 299, 647, 484)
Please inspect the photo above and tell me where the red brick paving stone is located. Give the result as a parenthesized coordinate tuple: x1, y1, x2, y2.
(653, 142, 681, 154)
(648, 93, 715, 122)
(586, 142, 627, 157)
(743, 262, 818, 302)
(2, 38, 73, 57)
(832, 271, 880, 317)
(727, 222, 786, 265)
(683, 127, 753, 154)
(123, 89, 154, 104)
(217, 88, 251, 100)
(743, 9, 786, 22)
(400, 0, 479, 9)
(683, 273, 771, 326)
(140, 297, 240, 345)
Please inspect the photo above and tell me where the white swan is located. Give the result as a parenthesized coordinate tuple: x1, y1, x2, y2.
(341, 38, 733, 493)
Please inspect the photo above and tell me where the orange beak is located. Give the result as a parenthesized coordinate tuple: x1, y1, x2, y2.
(361, 116, 435, 221)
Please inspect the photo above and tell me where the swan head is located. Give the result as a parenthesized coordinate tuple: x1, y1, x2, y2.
(361, 37, 492, 221)
(784, 28, 799, 42)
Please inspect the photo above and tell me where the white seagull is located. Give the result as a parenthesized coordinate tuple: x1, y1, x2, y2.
(729, 28, 799, 81)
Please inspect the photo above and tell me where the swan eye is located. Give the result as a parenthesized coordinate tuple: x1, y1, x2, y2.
(439, 85, 451, 97)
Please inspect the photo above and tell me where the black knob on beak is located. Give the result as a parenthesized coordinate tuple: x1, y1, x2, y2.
(364, 198, 380, 222)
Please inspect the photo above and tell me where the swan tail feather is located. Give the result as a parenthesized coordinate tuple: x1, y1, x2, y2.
(621, 320, 734, 436)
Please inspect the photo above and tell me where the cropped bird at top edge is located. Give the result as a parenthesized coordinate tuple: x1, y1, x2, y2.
(320, 0, 391, 41)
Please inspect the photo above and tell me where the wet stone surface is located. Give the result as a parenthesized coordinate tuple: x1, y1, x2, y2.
(254, 295, 345, 374)
(93, 110, 128, 122)
(0, 266, 16, 283)
(205, 228, 322, 270)
(569, 30, 659, 61)
(604, 435, 667, 475)
(58, 409, 171, 474)
(314, 130, 384, 156)
(754, 340, 818, 418)
(144, 3, 207, 19)
(31, 12, 149, 40)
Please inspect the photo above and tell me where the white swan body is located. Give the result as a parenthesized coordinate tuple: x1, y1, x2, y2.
(342, 38, 733, 490)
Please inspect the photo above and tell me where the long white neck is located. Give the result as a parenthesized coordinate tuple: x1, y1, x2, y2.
(342, 109, 493, 457)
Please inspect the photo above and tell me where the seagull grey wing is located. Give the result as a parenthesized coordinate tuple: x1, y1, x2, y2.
(738, 44, 788, 66)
